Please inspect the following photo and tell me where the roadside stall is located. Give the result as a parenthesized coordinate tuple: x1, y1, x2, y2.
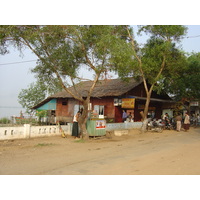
(87, 110, 106, 136)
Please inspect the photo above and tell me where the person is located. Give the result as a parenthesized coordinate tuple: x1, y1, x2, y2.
(80, 108, 83, 115)
(163, 113, 169, 121)
(162, 112, 170, 128)
(193, 114, 197, 127)
(122, 110, 127, 122)
(127, 112, 133, 122)
(183, 112, 190, 131)
(197, 114, 200, 126)
(175, 113, 182, 132)
(72, 111, 81, 139)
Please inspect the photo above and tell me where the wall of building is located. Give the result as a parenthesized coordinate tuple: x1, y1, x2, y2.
(45, 82, 172, 123)
(56, 98, 68, 117)
(36, 99, 57, 111)
(90, 97, 115, 119)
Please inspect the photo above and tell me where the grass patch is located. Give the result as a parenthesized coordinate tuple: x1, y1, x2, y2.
(35, 143, 55, 147)
(74, 139, 85, 143)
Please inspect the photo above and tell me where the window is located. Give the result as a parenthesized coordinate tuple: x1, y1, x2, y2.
(62, 101, 67, 105)
(94, 105, 104, 116)
(74, 105, 84, 115)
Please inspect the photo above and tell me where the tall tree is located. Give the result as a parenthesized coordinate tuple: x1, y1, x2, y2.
(0, 25, 129, 138)
(163, 52, 200, 105)
(114, 25, 187, 131)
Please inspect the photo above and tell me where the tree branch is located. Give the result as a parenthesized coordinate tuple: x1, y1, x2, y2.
(126, 26, 149, 94)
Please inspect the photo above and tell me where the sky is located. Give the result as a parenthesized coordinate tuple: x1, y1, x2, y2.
(0, 25, 200, 118)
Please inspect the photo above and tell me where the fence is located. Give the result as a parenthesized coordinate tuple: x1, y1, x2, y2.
(0, 122, 142, 141)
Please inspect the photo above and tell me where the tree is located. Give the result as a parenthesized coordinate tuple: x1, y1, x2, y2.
(18, 80, 62, 115)
(1, 25, 129, 139)
(184, 53, 200, 99)
(162, 52, 200, 108)
(114, 25, 187, 131)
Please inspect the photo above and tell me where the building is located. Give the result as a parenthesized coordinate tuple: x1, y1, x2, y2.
(32, 78, 174, 124)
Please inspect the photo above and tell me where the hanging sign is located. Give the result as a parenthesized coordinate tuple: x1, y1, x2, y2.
(122, 98, 135, 108)
(190, 101, 199, 106)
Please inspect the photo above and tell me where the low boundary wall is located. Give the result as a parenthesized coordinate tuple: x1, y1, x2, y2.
(0, 122, 142, 141)
(0, 124, 71, 141)
(106, 122, 142, 131)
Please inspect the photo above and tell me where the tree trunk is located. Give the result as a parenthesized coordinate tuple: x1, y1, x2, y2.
(141, 92, 151, 133)
(78, 99, 90, 140)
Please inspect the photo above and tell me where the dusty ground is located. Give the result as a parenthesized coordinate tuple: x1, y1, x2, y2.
(0, 127, 200, 175)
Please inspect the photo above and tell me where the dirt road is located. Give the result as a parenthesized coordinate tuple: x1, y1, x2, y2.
(0, 127, 200, 175)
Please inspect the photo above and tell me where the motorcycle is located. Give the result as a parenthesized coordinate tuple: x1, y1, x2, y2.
(162, 119, 174, 130)
(147, 119, 164, 133)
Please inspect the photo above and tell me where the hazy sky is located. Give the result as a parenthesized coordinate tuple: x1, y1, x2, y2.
(0, 25, 200, 118)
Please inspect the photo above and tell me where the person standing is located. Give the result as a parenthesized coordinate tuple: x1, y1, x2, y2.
(175, 113, 182, 132)
(183, 112, 190, 132)
(122, 110, 127, 122)
(197, 114, 200, 126)
(72, 111, 81, 139)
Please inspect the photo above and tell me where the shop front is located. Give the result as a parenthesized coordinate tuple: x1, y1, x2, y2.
(114, 96, 165, 122)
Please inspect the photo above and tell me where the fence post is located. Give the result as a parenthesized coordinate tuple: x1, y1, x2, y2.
(24, 124, 31, 138)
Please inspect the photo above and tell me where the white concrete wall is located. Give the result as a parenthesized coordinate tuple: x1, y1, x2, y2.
(0, 122, 142, 141)
(0, 124, 70, 141)
(106, 122, 142, 131)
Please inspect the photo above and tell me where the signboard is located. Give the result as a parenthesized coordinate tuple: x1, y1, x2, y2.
(96, 120, 106, 129)
(122, 98, 135, 109)
(190, 101, 199, 106)
(114, 98, 122, 106)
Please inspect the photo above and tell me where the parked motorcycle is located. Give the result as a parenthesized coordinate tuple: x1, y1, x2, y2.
(162, 119, 174, 130)
(147, 119, 164, 133)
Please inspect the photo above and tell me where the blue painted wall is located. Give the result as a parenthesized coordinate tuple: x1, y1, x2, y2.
(36, 99, 57, 111)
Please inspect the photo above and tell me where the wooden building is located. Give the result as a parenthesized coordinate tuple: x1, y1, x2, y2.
(33, 78, 174, 123)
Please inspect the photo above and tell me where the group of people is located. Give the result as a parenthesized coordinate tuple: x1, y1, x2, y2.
(122, 110, 134, 122)
(72, 109, 199, 138)
(175, 112, 190, 132)
(163, 112, 198, 132)
(190, 113, 200, 126)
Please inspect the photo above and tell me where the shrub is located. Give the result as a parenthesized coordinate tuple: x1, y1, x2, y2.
(0, 117, 11, 124)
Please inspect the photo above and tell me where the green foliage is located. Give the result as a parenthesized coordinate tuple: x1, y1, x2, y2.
(1, 25, 130, 91)
(36, 110, 47, 118)
(18, 82, 45, 115)
(143, 38, 187, 87)
(74, 139, 85, 143)
(18, 78, 62, 115)
(164, 52, 200, 100)
(15, 118, 37, 125)
(138, 25, 187, 41)
(0, 117, 11, 124)
(114, 25, 188, 87)
(35, 143, 55, 147)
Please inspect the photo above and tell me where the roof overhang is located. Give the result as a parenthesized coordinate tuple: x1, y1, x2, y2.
(129, 96, 174, 103)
